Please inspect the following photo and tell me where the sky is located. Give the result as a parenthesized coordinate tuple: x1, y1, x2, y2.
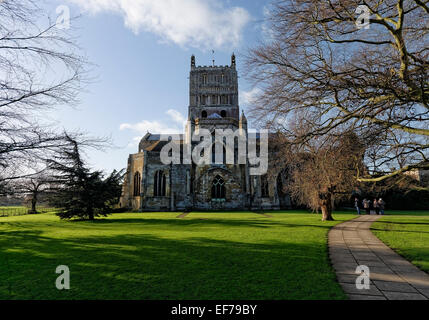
(43, 0, 272, 173)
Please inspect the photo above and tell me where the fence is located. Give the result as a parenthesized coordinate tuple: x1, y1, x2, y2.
(0, 207, 57, 217)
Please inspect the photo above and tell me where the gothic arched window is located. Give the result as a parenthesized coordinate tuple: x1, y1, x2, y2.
(261, 175, 269, 198)
(133, 172, 141, 197)
(211, 175, 226, 200)
(154, 171, 166, 197)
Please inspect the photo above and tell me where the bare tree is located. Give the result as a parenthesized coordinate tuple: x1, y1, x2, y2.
(272, 127, 365, 221)
(13, 171, 52, 213)
(246, 0, 429, 184)
(0, 0, 90, 181)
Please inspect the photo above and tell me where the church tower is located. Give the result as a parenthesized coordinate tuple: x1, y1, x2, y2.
(188, 54, 240, 131)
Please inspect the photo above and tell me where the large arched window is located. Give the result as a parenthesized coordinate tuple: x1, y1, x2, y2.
(133, 172, 141, 197)
(211, 175, 226, 200)
(154, 171, 166, 197)
(261, 175, 269, 198)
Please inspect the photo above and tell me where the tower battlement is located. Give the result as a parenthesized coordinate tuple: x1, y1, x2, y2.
(188, 54, 239, 122)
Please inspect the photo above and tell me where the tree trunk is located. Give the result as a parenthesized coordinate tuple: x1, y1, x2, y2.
(30, 192, 38, 214)
(321, 204, 334, 221)
(88, 209, 94, 221)
(320, 191, 334, 221)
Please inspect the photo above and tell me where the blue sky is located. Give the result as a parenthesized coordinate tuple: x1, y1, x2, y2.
(44, 0, 271, 173)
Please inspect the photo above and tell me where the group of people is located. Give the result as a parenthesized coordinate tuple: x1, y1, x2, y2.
(354, 197, 386, 215)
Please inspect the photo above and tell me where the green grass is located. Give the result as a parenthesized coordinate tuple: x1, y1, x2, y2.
(380, 210, 429, 216)
(372, 214, 429, 274)
(0, 211, 357, 300)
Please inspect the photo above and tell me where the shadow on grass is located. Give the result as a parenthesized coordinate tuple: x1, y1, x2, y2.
(0, 225, 346, 300)
(372, 227, 429, 235)
(375, 220, 429, 226)
(67, 216, 347, 232)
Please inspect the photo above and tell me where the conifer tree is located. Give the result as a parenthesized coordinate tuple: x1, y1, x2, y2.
(48, 135, 124, 220)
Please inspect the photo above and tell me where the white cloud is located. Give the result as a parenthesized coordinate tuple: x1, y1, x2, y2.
(69, 0, 251, 49)
(240, 87, 261, 107)
(166, 109, 186, 126)
(261, 5, 275, 42)
(119, 119, 183, 135)
(120, 109, 186, 147)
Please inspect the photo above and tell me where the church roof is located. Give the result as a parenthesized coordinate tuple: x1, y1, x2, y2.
(144, 134, 184, 141)
(139, 133, 184, 153)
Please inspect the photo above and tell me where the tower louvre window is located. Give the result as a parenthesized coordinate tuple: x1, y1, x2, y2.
(212, 143, 226, 164)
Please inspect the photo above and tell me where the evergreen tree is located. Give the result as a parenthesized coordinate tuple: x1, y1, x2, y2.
(48, 135, 124, 220)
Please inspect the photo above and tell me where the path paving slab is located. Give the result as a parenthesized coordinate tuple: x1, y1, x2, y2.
(329, 215, 429, 300)
(417, 288, 429, 298)
(382, 291, 427, 300)
(348, 294, 387, 300)
(372, 280, 418, 293)
(339, 282, 383, 296)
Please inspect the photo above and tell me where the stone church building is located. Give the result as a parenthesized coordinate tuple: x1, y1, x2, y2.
(119, 55, 291, 211)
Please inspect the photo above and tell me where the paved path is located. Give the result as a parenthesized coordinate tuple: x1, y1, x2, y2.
(176, 212, 190, 219)
(329, 215, 429, 300)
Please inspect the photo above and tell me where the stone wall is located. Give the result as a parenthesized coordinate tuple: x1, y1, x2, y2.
(119, 153, 144, 210)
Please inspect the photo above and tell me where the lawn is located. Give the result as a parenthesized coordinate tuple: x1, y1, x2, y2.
(372, 214, 429, 274)
(0, 211, 356, 300)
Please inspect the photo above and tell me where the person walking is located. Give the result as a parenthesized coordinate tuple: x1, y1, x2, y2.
(373, 198, 380, 215)
(378, 198, 386, 215)
(362, 198, 370, 215)
(354, 197, 361, 215)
